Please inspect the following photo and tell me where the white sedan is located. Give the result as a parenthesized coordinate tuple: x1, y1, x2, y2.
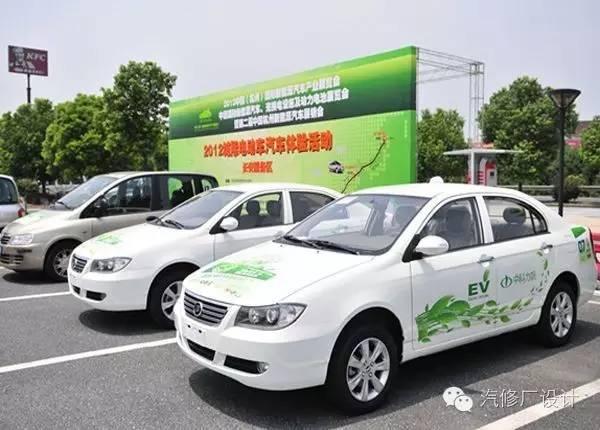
(68, 183, 340, 327)
(175, 182, 597, 414)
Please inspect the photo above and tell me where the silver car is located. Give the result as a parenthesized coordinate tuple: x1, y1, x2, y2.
(0, 175, 26, 230)
(0, 171, 217, 281)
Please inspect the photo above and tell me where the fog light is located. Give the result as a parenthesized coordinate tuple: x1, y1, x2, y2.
(256, 362, 269, 373)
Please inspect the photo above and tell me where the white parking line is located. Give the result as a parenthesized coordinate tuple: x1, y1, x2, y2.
(477, 378, 600, 430)
(0, 338, 176, 375)
(589, 300, 600, 306)
(0, 291, 70, 303)
(594, 291, 600, 297)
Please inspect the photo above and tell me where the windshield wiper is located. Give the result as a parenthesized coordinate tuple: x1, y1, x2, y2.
(306, 239, 361, 255)
(163, 219, 186, 229)
(281, 234, 322, 250)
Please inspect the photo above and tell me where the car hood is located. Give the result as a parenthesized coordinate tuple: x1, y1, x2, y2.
(3, 209, 72, 234)
(183, 241, 374, 306)
(74, 223, 190, 260)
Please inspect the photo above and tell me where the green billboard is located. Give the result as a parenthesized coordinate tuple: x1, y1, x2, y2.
(169, 46, 417, 193)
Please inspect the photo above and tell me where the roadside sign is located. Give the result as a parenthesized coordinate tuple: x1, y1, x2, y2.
(8, 45, 48, 76)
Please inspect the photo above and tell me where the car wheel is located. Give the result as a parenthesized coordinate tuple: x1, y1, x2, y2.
(148, 269, 192, 329)
(44, 241, 76, 282)
(326, 324, 397, 414)
(535, 281, 577, 347)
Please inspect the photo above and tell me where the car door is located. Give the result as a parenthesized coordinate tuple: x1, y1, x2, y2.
(410, 196, 496, 350)
(479, 195, 556, 324)
(212, 191, 289, 260)
(87, 175, 163, 236)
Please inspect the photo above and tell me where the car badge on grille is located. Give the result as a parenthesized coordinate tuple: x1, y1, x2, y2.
(193, 302, 203, 317)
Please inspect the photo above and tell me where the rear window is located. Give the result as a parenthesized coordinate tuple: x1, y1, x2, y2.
(0, 178, 18, 204)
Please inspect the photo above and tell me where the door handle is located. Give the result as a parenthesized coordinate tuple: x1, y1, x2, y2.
(540, 243, 553, 251)
(478, 255, 495, 263)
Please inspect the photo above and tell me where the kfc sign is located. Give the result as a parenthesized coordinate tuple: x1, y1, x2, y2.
(8, 45, 48, 76)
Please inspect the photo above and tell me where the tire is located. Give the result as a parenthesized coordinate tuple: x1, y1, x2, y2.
(148, 268, 192, 329)
(326, 324, 398, 415)
(44, 241, 77, 282)
(535, 281, 577, 348)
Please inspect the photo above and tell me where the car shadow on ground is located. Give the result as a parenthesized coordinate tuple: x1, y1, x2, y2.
(1, 271, 60, 285)
(78, 309, 170, 336)
(188, 320, 600, 428)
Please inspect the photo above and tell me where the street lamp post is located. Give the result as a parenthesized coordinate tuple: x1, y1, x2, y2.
(549, 88, 581, 216)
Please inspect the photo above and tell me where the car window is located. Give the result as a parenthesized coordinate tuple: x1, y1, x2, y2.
(105, 176, 154, 215)
(484, 197, 547, 242)
(0, 178, 18, 204)
(421, 198, 482, 251)
(290, 192, 334, 223)
(163, 175, 199, 209)
(282, 194, 428, 254)
(229, 192, 283, 230)
(55, 175, 117, 210)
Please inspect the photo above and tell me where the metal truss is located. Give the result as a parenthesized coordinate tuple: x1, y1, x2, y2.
(417, 47, 485, 143)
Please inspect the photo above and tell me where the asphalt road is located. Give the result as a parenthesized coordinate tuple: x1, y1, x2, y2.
(0, 269, 599, 429)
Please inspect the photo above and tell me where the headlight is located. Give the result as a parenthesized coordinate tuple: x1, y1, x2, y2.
(9, 233, 33, 246)
(90, 257, 131, 273)
(235, 303, 306, 330)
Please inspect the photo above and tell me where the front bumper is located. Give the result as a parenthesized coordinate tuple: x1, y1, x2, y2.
(0, 242, 45, 271)
(174, 297, 332, 391)
(68, 261, 154, 311)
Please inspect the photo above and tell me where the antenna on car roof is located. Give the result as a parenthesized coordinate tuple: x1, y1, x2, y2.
(429, 176, 444, 184)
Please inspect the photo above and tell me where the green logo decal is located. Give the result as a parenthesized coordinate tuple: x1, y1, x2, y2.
(571, 226, 587, 238)
(95, 233, 121, 245)
(206, 261, 275, 281)
(500, 275, 513, 289)
(467, 269, 490, 299)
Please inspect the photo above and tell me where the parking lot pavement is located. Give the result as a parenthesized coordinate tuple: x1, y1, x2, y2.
(0, 272, 599, 429)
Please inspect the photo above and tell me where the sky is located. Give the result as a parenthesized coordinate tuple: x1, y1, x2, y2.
(1, 0, 598, 138)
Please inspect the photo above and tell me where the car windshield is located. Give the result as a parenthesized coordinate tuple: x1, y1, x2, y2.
(156, 189, 242, 229)
(53, 175, 118, 210)
(0, 178, 18, 205)
(279, 194, 429, 254)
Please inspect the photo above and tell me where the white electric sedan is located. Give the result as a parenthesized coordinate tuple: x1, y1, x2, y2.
(175, 183, 597, 414)
(68, 183, 340, 327)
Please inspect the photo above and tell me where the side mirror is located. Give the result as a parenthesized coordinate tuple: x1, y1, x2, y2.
(414, 235, 449, 257)
(93, 197, 108, 217)
(146, 215, 158, 222)
(220, 216, 239, 232)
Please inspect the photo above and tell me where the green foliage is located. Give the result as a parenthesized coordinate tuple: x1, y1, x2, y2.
(102, 61, 177, 170)
(417, 109, 468, 182)
(553, 174, 585, 202)
(581, 117, 600, 180)
(15, 178, 39, 196)
(42, 94, 114, 181)
(0, 99, 55, 187)
(478, 76, 578, 185)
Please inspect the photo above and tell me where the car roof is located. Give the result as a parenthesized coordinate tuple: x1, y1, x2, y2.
(215, 182, 341, 195)
(0, 174, 15, 181)
(352, 183, 529, 200)
(103, 171, 215, 179)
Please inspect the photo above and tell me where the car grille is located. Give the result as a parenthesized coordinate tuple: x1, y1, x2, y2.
(183, 291, 228, 326)
(0, 254, 23, 265)
(0, 233, 10, 245)
(71, 255, 87, 273)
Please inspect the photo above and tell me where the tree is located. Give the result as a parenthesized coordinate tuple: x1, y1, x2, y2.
(417, 109, 468, 182)
(42, 94, 114, 181)
(0, 99, 55, 191)
(581, 117, 600, 182)
(102, 61, 177, 170)
(478, 76, 578, 185)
